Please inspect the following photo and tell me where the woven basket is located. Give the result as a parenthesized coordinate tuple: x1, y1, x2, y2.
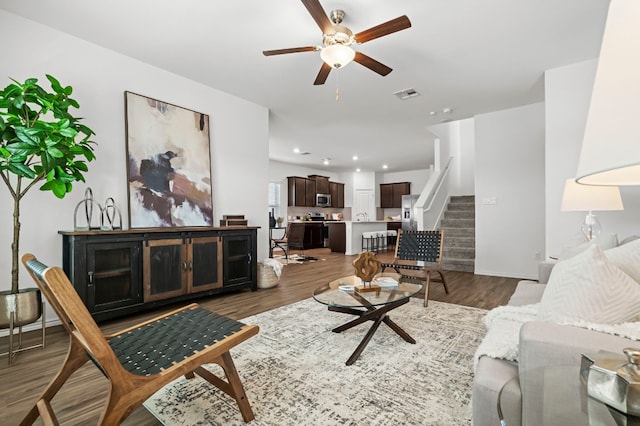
(257, 262, 280, 289)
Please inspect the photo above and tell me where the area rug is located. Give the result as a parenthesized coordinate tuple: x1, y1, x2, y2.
(144, 298, 487, 425)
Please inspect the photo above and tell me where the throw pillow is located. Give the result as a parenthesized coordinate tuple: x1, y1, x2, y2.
(605, 238, 640, 284)
(538, 245, 640, 324)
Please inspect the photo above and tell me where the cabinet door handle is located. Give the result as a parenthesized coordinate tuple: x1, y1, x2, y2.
(247, 253, 251, 264)
(182, 262, 188, 271)
(188, 260, 193, 271)
(88, 271, 94, 285)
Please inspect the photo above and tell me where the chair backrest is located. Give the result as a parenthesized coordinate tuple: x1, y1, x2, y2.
(22, 254, 118, 365)
(394, 230, 444, 263)
(287, 222, 306, 245)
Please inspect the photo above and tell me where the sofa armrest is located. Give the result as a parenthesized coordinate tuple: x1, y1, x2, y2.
(518, 321, 634, 426)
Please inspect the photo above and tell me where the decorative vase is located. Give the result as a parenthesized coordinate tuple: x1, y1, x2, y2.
(0, 288, 42, 328)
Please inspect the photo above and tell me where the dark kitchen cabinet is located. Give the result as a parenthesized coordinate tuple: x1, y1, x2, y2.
(330, 182, 345, 208)
(288, 176, 307, 207)
(380, 182, 411, 208)
(310, 175, 330, 194)
(60, 227, 257, 322)
(305, 178, 316, 206)
(302, 222, 324, 249)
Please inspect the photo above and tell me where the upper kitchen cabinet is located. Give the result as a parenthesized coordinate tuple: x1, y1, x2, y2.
(309, 175, 329, 194)
(288, 176, 311, 207)
(288, 176, 344, 208)
(330, 182, 345, 208)
(380, 182, 411, 208)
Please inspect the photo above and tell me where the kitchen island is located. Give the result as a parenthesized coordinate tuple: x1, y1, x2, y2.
(326, 221, 392, 255)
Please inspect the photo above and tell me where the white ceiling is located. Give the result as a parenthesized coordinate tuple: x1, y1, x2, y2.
(0, 0, 610, 173)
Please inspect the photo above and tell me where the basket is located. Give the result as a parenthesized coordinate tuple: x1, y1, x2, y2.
(257, 262, 280, 289)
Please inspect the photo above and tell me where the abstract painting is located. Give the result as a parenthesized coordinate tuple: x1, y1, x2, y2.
(125, 92, 213, 228)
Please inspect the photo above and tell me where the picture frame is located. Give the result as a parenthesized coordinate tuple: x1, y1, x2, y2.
(124, 91, 213, 228)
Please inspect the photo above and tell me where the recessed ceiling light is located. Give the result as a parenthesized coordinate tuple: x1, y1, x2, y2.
(322, 158, 330, 165)
(442, 107, 454, 114)
(293, 148, 300, 153)
(382, 164, 388, 169)
(429, 111, 437, 116)
(356, 168, 361, 172)
(352, 155, 358, 161)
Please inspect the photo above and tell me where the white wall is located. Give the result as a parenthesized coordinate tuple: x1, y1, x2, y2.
(0, 11, 270, 324)
(474, 103, 545, 279)
(544, 59, 640, 257)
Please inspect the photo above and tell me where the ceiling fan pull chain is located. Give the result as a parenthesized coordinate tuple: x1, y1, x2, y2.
(335, 70, 340, 102)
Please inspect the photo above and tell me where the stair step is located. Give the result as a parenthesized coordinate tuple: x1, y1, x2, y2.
(443, 237, 475, 248)
(444, 210, 474, 220)
(442, 227, 475, 238)
(443, 258, 475, 273)
(449, 195, 475, 204)
(440, 218, 475, 228)
(447, 202, 475, 211)
(443, 247, 475, 259)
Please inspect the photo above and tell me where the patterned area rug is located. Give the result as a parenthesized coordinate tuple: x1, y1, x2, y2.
(144, 298, 487, 425)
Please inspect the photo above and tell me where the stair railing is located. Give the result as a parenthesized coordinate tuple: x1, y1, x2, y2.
(416, 157, 452, 230)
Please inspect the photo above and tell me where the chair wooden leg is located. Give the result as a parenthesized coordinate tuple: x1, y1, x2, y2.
(19, 338, 89, 426)
(423, 272, 432, 307)
(438, 270, 450, 294)
(196, 352, 255, 422)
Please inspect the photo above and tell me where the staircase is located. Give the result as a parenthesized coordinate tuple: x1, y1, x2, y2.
(440, 195, 475, 273)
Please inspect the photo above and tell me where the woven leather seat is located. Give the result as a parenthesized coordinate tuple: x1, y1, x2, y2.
(20, 253, 259, 425)
(380, 229, 449, 307)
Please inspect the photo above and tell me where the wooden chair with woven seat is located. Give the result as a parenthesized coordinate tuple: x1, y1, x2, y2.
(19, 253, 259, 426)
(380, 229, 450, 307)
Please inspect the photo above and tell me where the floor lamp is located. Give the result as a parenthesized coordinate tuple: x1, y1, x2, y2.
(560, 179, 623, 241)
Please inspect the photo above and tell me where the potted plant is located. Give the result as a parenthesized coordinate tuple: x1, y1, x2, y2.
(0, 74, 96, 329)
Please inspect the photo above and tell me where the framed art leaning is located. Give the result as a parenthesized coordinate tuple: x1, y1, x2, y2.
(124, 91, 213, 228)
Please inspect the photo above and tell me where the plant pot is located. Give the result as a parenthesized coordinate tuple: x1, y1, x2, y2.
(0, 288, 43, 328)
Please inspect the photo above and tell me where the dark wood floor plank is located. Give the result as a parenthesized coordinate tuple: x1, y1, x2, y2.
(0, 248, 519, 425)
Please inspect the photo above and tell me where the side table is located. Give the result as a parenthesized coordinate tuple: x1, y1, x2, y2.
(498, 365, 640, 425)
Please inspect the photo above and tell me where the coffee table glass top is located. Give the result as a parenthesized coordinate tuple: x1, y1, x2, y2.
(313, 275, 423, 308)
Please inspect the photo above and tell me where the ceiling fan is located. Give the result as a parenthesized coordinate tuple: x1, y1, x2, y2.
(262, 0, 412, 85)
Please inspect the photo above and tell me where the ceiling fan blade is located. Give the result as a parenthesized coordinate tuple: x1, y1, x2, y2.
(263, 46, 318, 56)
(301, 0, 333, 33)
(354, 15, 412, 44)
(313, 62, 332, 85)
(354, 52, 393, 76)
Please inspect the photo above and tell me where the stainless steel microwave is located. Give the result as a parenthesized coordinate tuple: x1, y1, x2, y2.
(316, 193, 331, 207)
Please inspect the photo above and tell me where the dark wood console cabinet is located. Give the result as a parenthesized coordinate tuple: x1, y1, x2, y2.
(60, 227, 257, 321)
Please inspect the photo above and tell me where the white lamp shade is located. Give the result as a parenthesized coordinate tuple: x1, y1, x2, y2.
(320, 44, 355, 69)
(560, 178, 624, 212)
(576, 0, 640, 185)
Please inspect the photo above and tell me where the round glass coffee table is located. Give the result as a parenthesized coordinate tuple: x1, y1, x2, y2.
(313, 275, 422, 366)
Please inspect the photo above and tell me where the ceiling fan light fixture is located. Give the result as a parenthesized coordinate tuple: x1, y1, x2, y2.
(320, 44, 355, 69)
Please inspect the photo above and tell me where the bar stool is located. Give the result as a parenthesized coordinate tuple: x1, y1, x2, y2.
(362, 231, 379, 252)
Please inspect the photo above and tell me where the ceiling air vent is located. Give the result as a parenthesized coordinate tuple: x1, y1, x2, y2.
(393, 88, 420, 100)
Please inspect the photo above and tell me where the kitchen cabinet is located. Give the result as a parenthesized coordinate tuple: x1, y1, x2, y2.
(305, 178, 316, 206)
(60, 227, 257, 322)
(327, 222, 346, 253)
(330, 182, 345, 208)
(380, 182, 411, 208)
(288, 176, 308, 207)
(302, 222, 324, 249)
(310, 175, 329, 194)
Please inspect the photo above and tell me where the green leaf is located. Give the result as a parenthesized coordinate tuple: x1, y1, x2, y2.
(7, 162, 36, 178)
(40, 179, 66, 198)
(47, 146, 64, 158)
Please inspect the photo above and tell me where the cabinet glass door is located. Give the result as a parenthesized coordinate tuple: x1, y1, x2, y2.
(188, 236, 222, 292)
(87, 242, 141, 313)
(223, 234, 252, 286)
(143, 239, 187, 302)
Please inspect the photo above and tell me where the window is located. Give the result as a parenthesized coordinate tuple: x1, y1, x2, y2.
(268, 182, 281, 221)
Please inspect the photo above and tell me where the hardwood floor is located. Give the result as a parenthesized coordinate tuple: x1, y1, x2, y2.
(0, 248, 519, 425)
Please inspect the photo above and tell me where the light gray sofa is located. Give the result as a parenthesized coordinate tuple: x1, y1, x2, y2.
(472, 261, 637, 426)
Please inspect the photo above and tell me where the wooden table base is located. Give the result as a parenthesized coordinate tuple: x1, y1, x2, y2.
(328, 297, 415, 365)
